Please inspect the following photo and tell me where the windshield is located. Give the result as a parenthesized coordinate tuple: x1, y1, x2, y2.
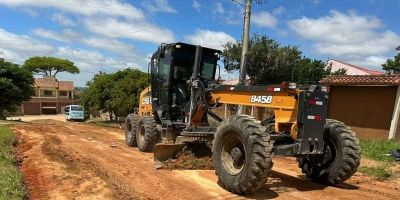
(173, 46, 219, 80)
(71, 105, 83, 111)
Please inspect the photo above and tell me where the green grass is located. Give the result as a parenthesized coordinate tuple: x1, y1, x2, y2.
(0, 126, 26, 200)
(358, 139, 400, 180)
(360, 139, 400, 162)
(88, 120, 121, 128)
(358, 165, 393, 180)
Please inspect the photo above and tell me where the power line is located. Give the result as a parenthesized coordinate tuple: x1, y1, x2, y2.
(0, 1, 304, 44)
(254, 0, 304, 12)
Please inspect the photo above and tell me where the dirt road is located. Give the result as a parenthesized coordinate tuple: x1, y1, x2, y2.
(11, 119, 400, 199)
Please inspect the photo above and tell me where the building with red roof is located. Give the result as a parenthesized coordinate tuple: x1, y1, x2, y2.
(21, 77, 79, 115)
(321, 75, 400, 140)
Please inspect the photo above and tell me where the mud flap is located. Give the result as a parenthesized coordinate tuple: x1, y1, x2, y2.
(154, 143, 186, 169)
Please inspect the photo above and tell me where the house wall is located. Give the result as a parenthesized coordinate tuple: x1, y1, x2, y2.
(328, 60, 369, 75)
(328, 85, 397, 139)
(23, 102, 41, 115)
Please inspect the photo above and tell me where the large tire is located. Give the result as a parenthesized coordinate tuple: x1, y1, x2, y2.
(136, 116, 160, 152)
(125, 114, 138, 147)
(212, 115, 273, 194)
(297, 119, 361, 185)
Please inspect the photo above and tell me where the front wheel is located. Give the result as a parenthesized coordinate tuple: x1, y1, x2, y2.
(213, 115, 273, 194)
(136, 116, 160, 152)
(297, 119, 361, 185)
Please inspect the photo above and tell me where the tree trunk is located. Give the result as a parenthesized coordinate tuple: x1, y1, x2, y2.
(109, 111, 113, 121)
(0, 104, 5, 120)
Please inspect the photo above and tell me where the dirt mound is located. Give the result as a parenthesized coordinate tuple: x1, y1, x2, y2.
(163, 143, 214, 170)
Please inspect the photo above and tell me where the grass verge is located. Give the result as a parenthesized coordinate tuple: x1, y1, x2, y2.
(358, 165, 393, 180)
(360, 139, 400, 162)
(0, 126, 26, 199)
(359, 139, 400, 180)
(86, 120, 121, 128)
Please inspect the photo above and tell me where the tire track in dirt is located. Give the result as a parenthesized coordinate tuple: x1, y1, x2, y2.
(11, 119, 400, 199)
(13, 124, 115, 200)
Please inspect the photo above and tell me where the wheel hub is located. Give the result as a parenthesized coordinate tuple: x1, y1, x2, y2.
(221, 133, 246, 175)
(139, 124, 145, 142)
(231, 147, 243, 163)
(321, 138, 336, 167)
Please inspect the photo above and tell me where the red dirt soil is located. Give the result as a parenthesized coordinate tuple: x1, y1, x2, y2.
(11, 119, 400, 200)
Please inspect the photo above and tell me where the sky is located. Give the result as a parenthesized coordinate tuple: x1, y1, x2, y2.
(0, 0, 399, 86)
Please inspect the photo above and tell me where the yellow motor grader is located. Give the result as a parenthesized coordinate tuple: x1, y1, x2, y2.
(124, 42, 361, 194)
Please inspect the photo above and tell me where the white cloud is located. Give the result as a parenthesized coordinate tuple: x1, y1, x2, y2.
(0, 27, 146, 86)
(141, 0, 177, 14)
(288, 10, 400, 68)
(192, 0, 201, 12)
(349, 55, 388, 70)
(84, 18, 175, 44)
(54, 46, 134, 71)
(213, 3, 225, 15)
(20, 7, 39, 17)
(273, 7, 285, 15)
(310, 0, 321, 6)
(33, 28, 137, 56)
(0, 0, 144, 19)
(51, 13, 75, 26)
(252, 11, 278, 28)
(0, 28, 53, 63)
(185, 29, 236, 50)
(81, 36, 135, 56)
(33, 28, 79, 43)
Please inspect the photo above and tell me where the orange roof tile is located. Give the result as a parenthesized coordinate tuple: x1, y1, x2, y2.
(34, 78, 74, 90)
(321, 75, 400, 86)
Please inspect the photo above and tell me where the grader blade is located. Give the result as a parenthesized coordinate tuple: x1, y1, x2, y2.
(154, 143, 185, 169)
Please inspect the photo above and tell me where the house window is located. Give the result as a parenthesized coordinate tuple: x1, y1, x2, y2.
(44, 90, 53, 96)
(59, 91, 68, 96)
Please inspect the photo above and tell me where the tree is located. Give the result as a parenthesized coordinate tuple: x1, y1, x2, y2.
(109, 69, 148, 117)
(0, 58, 34, 119)
(81, 69, 148, 120)
(223, 34, 345, 85)
(23, 56, 80, 78)
(80, 72, 113, 119)
(382, 46, 400, 74)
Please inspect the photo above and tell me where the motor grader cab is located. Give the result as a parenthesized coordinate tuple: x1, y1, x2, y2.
(124, 42, 361, 195)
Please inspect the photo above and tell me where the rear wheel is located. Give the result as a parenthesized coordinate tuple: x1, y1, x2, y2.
(136, 116, 160, 152)
(297, 119, 361, 185)
(213, 115, 273, 194)
(125, 114, 138, 147)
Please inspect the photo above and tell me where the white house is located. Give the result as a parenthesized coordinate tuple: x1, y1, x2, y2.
(327, 59, 384, 75)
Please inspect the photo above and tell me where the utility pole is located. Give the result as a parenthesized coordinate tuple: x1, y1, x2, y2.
(238, 0, 252, 86)
(237, 0, 252, 114)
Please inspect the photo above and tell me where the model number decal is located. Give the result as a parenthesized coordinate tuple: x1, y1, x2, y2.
(250, 95, 273, 104)
(142, 96, 151, 105)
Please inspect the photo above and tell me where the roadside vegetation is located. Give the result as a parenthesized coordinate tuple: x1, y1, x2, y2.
(359, 139, 400, 180)
(86, 119, 121, 128)
(0, 126, 25, 199)
(81, 69, 148, 121)
(0, 58, 34, 120)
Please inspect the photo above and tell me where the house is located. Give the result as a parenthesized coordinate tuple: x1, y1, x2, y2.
(21, 77, 80, 115)
(321, 75, 400, 140)
(327, 59, 384, 75)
